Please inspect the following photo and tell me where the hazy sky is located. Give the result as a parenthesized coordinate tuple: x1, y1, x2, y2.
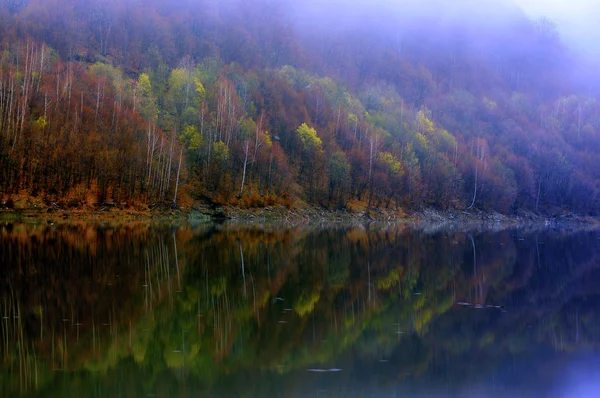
(514, 0, 600, 58)
(515, 0, 597, 13)
(296, 0, 599, 56)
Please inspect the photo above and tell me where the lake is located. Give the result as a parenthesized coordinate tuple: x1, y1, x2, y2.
(1, 220, 600, 397)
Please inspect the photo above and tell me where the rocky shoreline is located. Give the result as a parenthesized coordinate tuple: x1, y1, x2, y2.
(0, 201, 598, 229)
(219, 205, 598, 228)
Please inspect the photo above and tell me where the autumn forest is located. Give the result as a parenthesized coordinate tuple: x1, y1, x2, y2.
(1, 0, 599, 214)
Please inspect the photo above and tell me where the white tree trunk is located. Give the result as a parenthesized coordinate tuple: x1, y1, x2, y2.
(239, 139, 249, 197)
(173, 148, 183, 205)
(467, 164, 477, 209)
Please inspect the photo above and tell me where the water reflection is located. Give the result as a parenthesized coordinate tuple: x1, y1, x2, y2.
(1, 221, 599, 397)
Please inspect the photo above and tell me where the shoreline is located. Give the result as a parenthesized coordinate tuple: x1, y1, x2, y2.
(0, 203, 598, 229)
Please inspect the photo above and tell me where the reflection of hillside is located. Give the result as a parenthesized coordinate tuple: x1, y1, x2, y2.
(0, 222, 200, 396)
(379, 228, 600, 392)
(1, 223, 600, 396)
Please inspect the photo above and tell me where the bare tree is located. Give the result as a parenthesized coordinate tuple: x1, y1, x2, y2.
(468, 139, 486, 210)
(173, 149, 183, 205)
(90, 0, 114, 56)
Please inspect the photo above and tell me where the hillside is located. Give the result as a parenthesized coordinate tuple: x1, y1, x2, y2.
(0, 0, 599, 215)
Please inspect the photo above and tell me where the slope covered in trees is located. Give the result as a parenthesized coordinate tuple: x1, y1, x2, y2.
(0, 0, 598, 214)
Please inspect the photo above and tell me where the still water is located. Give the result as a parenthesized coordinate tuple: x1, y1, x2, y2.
(1, 221, 600, 397)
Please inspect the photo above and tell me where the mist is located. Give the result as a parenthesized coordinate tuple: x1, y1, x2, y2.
(288, 0, 527, 35)
(515, 0, 600, 60)
(2, 1, 600, 397)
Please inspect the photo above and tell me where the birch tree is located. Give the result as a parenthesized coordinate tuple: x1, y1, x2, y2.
(238, 117, 256, 198)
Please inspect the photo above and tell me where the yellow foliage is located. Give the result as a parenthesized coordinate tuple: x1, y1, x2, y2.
(376, 268, 402, 291)
(378, 152, 403, 176)
(416, 110, 435, 134)
(132, 341, 147, 364)
(262, 131, 273, 148)
(210, 276, 227, 296)
(415, 308, 433, 333)
(182, 125, 202, 151)
(194, 77, 205, 98)
(296, 123, 322, 152)
(212, 141, 230, 166)
(436, 293, 455, 315)
(438, 128, 457, 152)
(415, 132, 429, 150)
(32, 116, 47, 130)
(164, 349, 185, 369)
(294, 291, 321, 317)
(413, 293, 426, 310)
(138, 73, 152, 94)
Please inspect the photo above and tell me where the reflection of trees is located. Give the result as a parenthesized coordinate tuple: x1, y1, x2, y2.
(2, 223, 600, 396)
(0, 221, 195, 396)
(387, 228, 600, 392)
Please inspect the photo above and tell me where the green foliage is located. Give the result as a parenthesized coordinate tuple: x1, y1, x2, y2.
(197, 57, 222, 87)
(137, 73, 158, 122)
(414, 132, 429, 153)
(165, 68, 192, 119)
(329, 151, 350, 185)
(296, 123, 322, 153)
(376, 268, 401, 291)
(181, 106, 198, 127)
(293, 290, 321, 317)
(213, 141, 230, 167)
(378, 152, 403, 175)
(90, 62, 125, 92)
(138, 73, 152, 96)
(403, 143, 420, 171)
(151, 61, 170, 97)
(326, 253, 350, 288)
(181, 125, 202, 152)
(238, 117, 256, 141)
(437, 128, 457, 153)
(194, 77, 205, 99)
(416, 110, 435, 134)
(277, 65, 310, 88)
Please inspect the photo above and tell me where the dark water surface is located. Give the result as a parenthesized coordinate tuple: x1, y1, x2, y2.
(1, 221, 600, 397)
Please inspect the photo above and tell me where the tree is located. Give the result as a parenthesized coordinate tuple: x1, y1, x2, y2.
(181, 125, 202, 153)
(328, 151, 350, 206)
(213, 140, 230, 167)
(137, 73, 158, 122)
(164, 68, 194, 129)
(238, 116, 256, 198)
(89, 0, 114, 56)
(468, 138, 488, 210)
(296, 123, 323, 199)
(296, 123, 322, 153)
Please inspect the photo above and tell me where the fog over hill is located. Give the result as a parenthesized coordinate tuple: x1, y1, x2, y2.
(515, 0, 600, 59)
(0, 0, 599, 215)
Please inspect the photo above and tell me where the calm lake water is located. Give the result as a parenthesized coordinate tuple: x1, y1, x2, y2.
(1, 221, 600, 397)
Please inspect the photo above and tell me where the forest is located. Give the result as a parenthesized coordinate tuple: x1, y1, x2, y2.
(0, 0, 599, 214)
